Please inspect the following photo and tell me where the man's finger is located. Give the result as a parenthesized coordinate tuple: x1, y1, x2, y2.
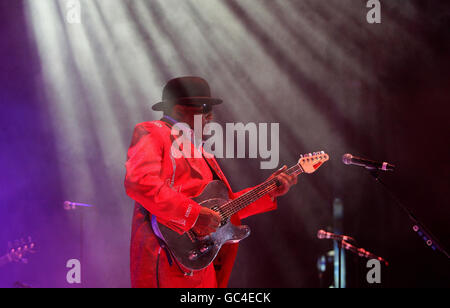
(210, 220, 220, 228)
(279, 173, 291, 184)
(284, 173, 296, 185)
(212, 212, 221, 223)
(281, 173, 297, 185)
(276, 176, 289, 190)
(278, 173, 297, 187)
(210, 215, 221, 227)
(272, 165, 287, 177)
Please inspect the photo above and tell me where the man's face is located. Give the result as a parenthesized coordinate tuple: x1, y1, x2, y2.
(171, 103, 214, 129)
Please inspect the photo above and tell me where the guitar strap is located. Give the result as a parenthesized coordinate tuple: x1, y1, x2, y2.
(150, 214, 173, 267)
(149, 119, 195, 280)
(151, 214, 173, 288)
(150, 214, 194, 280)
(203, 153, 221, 181)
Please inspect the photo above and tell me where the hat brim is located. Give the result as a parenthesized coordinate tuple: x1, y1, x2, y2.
(152, 97, 223, 111)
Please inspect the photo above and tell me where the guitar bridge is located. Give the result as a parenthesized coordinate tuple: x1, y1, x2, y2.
(188, 244, 213, 261)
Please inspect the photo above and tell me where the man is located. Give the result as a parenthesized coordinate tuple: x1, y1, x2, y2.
(124, 76, 297, 288)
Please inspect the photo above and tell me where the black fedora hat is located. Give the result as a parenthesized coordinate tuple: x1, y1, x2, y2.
(152, 76, 223, 111)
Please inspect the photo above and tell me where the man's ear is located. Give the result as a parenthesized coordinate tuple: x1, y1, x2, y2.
(163, 104, 177, 117)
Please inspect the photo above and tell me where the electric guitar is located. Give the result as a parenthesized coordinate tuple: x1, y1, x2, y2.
(155, 151, 329, 271)
(0, 237, 36, 268)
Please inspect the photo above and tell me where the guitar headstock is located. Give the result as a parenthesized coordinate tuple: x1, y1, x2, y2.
(7, 237, 36, 263)
(298, 151, 329, 174)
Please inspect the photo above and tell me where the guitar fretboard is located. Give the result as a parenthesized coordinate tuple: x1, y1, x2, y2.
(217, 164, 304, 220)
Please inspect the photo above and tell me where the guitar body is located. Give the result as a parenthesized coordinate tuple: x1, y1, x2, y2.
(156, 180, 251, 271)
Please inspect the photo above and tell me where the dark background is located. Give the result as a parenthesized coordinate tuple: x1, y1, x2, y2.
(0, 0, 449, 287)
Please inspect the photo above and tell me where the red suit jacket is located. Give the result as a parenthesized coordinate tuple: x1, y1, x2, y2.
(124, 119, 277, 288)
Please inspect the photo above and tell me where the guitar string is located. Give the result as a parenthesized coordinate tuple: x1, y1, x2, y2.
(218, 180, 287, 220)
(218, 157, 316, 215)
(224, 162, 305, 216)
(189, 162, 311, 237)
(220, 177, 290, 219)
(190, 157, 324, 236)
(218, 164, 304, 219)
(219, 180, 279, 218)
(219, 164, 302, 217)
(187, 182, 278, 240)
(219, 183, 278, 220)
(188, 164, 303, 239)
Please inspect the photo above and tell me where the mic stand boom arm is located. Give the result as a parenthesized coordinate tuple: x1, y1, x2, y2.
(340, 239, 389, 266)
(369, 170, 449, 259)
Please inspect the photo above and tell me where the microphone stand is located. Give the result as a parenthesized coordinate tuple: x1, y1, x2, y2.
(338, 242, 341, 288)
(318, 231, 387, 287)
(65, 201, 95, 286)
(368, 170, 450, 259)
(339, 239, 389, 266)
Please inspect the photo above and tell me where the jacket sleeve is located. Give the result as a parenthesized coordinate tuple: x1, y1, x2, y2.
(233, 186, 277, 220)
(124, 123, 202, 234)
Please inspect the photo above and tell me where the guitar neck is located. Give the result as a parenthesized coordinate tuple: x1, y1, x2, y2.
(219, 164, 304, 219)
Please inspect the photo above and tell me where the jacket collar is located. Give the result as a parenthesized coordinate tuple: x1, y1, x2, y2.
(161, 115, 205, 149)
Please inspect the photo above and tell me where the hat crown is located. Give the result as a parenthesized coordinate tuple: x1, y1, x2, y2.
(162, 76, 212, 102)
(152, 76, 222, 111)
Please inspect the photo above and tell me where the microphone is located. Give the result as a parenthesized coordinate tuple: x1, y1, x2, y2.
(317, 229, 355, 242)
(340, 240, 389, 266)
(63, 201, 94, 211)
(342, 153, 395, 171)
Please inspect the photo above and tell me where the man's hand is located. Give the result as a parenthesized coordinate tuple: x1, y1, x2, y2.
(268, 165, 298, 199)
(191, 207, 221, 237)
